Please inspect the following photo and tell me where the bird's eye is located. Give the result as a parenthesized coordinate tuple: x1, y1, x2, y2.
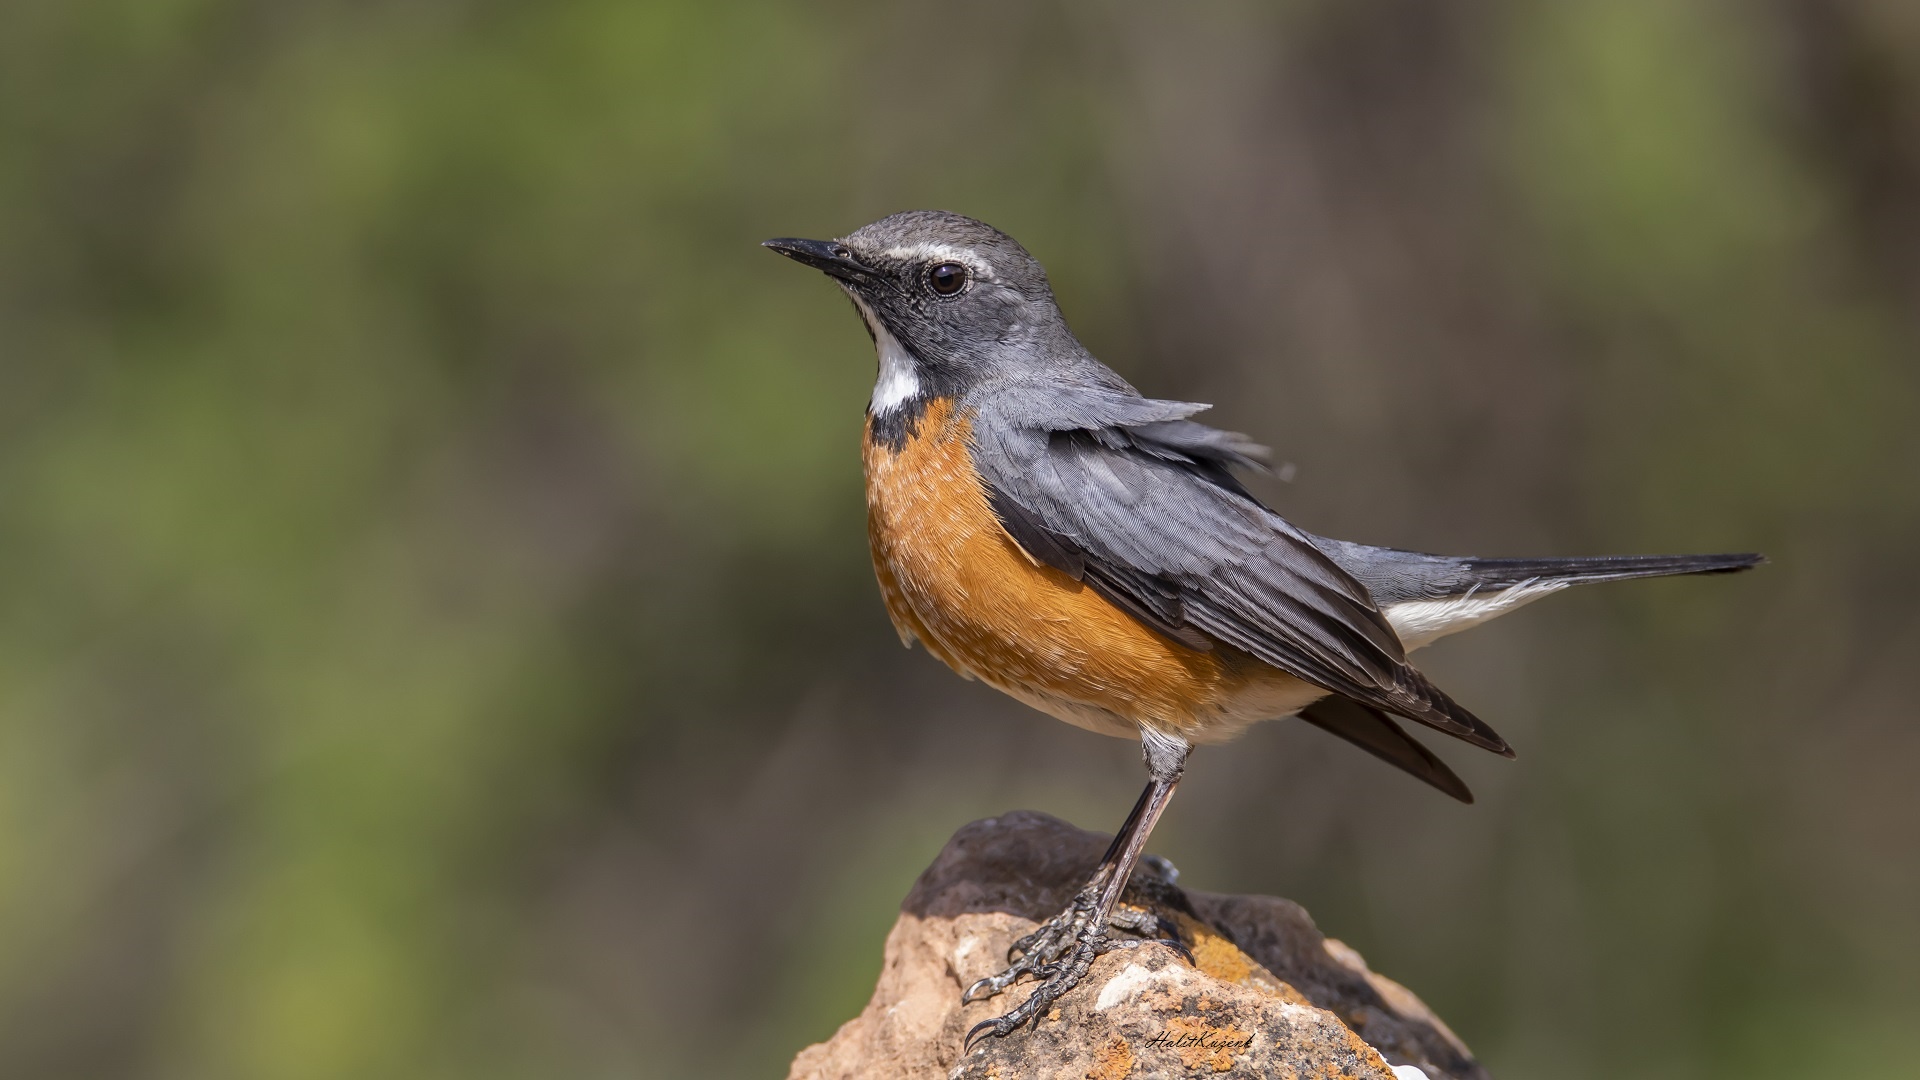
(927, 262, 968, 296)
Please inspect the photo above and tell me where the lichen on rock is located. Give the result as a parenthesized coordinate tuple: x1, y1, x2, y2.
(787, 811, 1488, 1080)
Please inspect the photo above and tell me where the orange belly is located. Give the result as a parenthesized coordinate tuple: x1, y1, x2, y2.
(863, 398, 1318, 743)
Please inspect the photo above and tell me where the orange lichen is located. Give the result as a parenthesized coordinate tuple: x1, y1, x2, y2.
(1087, 1035, 1136, 1080)
(1168, 911, 1314, 1006)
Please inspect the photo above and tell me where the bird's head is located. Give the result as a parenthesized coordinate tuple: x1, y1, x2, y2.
(764, 211, 1074, 412)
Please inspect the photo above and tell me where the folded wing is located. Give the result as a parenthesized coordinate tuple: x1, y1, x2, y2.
(968, 394, 1511, 757)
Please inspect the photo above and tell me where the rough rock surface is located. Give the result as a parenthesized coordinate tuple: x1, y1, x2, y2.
(788, 811, 1487, 1080)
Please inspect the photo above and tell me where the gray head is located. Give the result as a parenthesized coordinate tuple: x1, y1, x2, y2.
(764, 211, 1088, 414)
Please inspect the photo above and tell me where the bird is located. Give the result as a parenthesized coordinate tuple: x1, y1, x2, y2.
(763, 210, 1761, 1048)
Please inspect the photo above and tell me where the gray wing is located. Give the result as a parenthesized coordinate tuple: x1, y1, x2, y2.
(968, 395, 1510, 756)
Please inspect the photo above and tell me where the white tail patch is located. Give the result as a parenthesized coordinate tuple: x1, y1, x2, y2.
(1384, 579, 1568, 651)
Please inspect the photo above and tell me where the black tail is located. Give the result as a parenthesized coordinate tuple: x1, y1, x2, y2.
(1298, 695, 1474, 803)
(1461, 552, 1763, 589)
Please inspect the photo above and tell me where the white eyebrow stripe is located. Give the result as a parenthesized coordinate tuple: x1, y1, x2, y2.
(880, 242, 993, 276)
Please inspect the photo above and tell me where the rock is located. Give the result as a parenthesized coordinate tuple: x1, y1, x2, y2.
(788, 811, 1487, 1080)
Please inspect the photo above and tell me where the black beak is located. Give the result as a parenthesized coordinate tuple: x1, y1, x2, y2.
(762, 237, 878, 284)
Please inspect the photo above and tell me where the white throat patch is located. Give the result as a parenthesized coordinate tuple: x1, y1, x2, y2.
(847, 291, 923, 416)
(871, 326, 923, 415)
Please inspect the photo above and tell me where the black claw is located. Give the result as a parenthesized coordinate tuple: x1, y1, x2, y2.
(963, 932, 1105, 1047)
(964, 1017, 1013, 1053)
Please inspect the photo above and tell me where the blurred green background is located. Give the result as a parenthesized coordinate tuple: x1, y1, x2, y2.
(3, 1, 1917, 1077)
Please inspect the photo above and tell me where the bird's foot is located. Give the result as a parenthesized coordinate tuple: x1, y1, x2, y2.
(959, 883, 1101, 1009)
(959, 881, 1189, 1050)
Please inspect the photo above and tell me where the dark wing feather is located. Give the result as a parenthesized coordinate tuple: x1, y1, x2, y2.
(989, 482, 1214, 651)
(970, 407, 1510, 756)
(1297, 696, 1473, 803)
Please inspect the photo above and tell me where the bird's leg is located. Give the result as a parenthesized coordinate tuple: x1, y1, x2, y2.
(958, 791, 1145, 1006)
(961, 731, 1191, 1049)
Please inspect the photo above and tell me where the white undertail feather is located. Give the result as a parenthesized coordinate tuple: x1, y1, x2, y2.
(1383, 579, 1569, 651)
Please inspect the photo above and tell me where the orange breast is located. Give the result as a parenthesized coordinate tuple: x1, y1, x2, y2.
(863, 399, 1315, 743)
